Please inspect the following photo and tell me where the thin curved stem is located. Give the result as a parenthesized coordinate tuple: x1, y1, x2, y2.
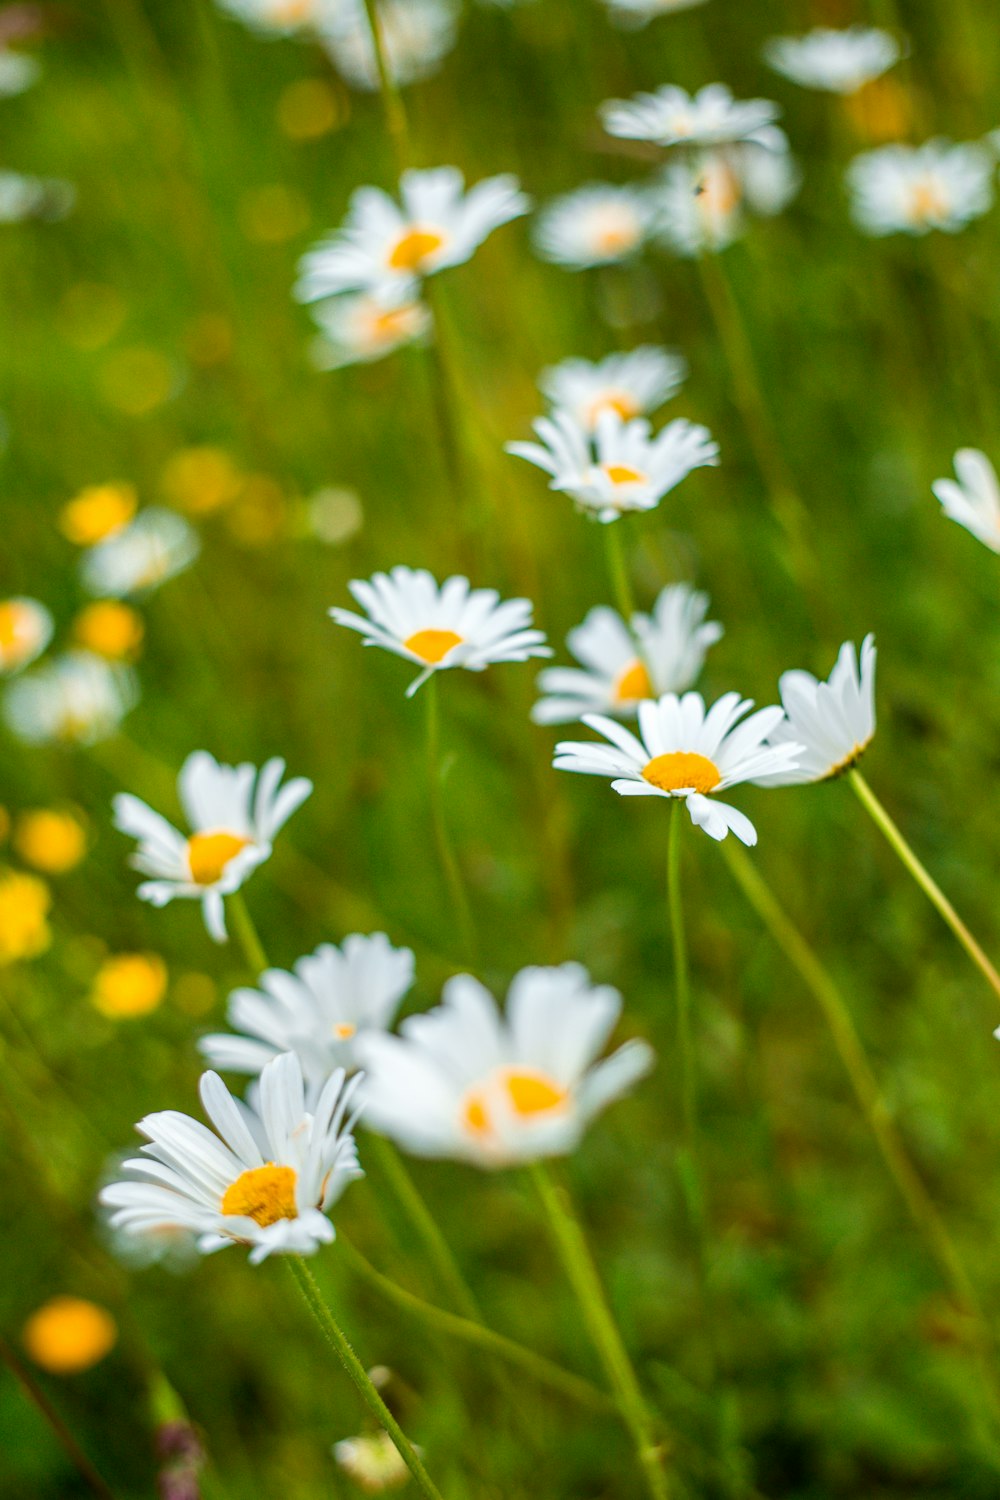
(227, 891, 268, 977)
(668, 804, 696, 1147)
(424, 675, 477, 965)
(0, 1337, 116, 1500)
(361, 0, 412, 175)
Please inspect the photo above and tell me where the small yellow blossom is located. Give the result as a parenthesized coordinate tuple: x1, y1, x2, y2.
(14, 809, 87, 875)
(73, 601, 145, 662)
(161, 446, 243, 515)
(91, 952, 168, 1019)
(60, 483, 137, 546)
(23, 1298, 117, 1375)
(0, 870, 52, 964)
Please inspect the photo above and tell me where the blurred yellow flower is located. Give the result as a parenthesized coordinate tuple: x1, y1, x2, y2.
(91, 952, 168, 1019)
(14, 809, 87, 874)
(22, 1297, 117, 1375)
(161, 446, 243, 515)
(0, 870, 52, 964)
(277, 77, 344, 140)
(60, 483, 137, 546)
(73, 601, 145, 661)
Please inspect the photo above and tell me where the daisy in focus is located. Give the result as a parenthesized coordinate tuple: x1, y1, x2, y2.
(532, 184, 655, 269)
(200, 933, 415, 1097)
(3, 652, 138, 745)
(308, 291, 431, 369)
(112, 751, 312, 942)
(538, 347, 687, 432)
(846, 141, 994, 235)
(764, 28, 902, 95)
(329, 567, 550, 697)
(653, 142, 800, 256)
(0, 597, 53, 674)
(321, 0, 459, 92)
(356, 963, 653, 1168)
(554, 691, 801, 844)
(932, 449, 1000, 553)
(533, 584, 722, 725)
(295, 167, 529, 302)
(80, 509, 200, 598)
(507, 407, 719, 523)
(602, 0, 708, 27)
(601, 83, 784, 152)
(754, 636, 877, 786)
(100, 1052, 363, 1263)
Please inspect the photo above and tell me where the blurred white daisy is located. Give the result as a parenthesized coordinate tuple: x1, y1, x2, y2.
(0, 170, 74, 223)
(3, 652, 138, 745)
(653, 141, 800, 257)
(329, 566, 550, 696)
(533, 584, 722, 725)
(764, 27, 901, 94)
(0, 50, 40, 96)
(532, 184, 654, 269)
(601, 83, 784, 152)
(755, 637, 877, 786)
(295, 167, 529, 302)
(308, 291, 431, 369)
(112, 752, 312, 943)
(100, 1053, 363, 1264)
(214, 0, 320, 36)
(507, 407, 718, 523)
(846, 140, 994, 235)
(539, 346, 687, 431)
(80, 509, 200, 599)
(932, 449, 1000, 553)
(356, 963, 653, 1168)
(321, 0, 459, 91)
(200, 933, 415, 1097)
(0, 597, 53, 675)
(335, 1432, 416, 1492)
(554, 691, 800, 844)
(603, 0, 708, 27)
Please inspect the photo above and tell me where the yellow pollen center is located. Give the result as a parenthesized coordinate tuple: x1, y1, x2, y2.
(603, 464, 645, 486)
(590, 391, 640, 425)
(642, 750, 721, 795)
(371, 305, 415, 340)
(0, 601, 30, 651)
(333, 1021, 357, 1040)
(698, 163, 741, 219)
(594, 221, 637, 254)
(186, 830, 251, 886)
(388, 226, 446, 272)
(60, 484, 137, 546)
(461, 1068, 568, 1138)
(403, 628, 463, 665)
(908, 178, 946, 223)
(272, 0, 312, 19)
(221, 1164, 299, 1227)
(613, 658, 653, 704)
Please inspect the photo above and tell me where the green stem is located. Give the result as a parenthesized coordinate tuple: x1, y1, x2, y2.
(668, 803, 696, 1147)
(529, 1162, 671, 1500)
(0, 1337, 116, 1500)
(424, 675, 477, 965)
(849, 771, 1000, 1007)
(604, 521, 637, 625)
(361, 0, 413, 176)
(286, 1257, 444, 1500)
(227, 891, 268, 976)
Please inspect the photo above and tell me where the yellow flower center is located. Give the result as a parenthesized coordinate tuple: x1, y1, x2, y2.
(370, 304, 418, 341)
(697, 161, 742, 220)
(14, 809, 87, 874)
(613, 658, 653, 704)
(588, 391, 640, 426)
(593, 216, 639, 255)
(92, 953, 167, 1019)
(387, 226, 446, 272)
(403, 628, 464, 665)
(271, 0, 313, 19)
(0, 600, 32, 653)
(22, 1297, 117, 1376)
(603, 464, 646, 486)
(333, 1020, 357, 1039)
(642, 750, 721, 795)
(73, 601, 144, 661)
(908, 178, 947, 224)
(222, 1164, 299, 1227)
(461, 1068, 569, 1138)
(186, 830, 251, 886)
(60, 483, 137, 546)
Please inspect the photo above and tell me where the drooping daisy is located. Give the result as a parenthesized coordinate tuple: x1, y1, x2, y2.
(538, 347, 687, 432)
(308, 291, 431, 369)
(533, 584, 722, 725)
(0, 598, 53, 675)
(321, 0, 459, 91)
(507, 407, 719, 523)
(532, 184, 655, 269)
(3, 652, 138, 745)
(764, 27, 901, 95)
(554, 691, 801, 844)
(846, 140, 994, 236)
(603, 0, 708, 27)
(601, 83, 785, 153)
(755, 637, 876, 787)
(653, 141, 800, 257)
(80, 509, 200, 598)
(295, 167, 529, 302)
(932, 449, 1000, 553)
(356, 964, 654, 1168)
(329, 567, 551, 697)
(112, 752, 312, 943)
(200, 933, 416, 1096)
(100, 1052, 363, 1264)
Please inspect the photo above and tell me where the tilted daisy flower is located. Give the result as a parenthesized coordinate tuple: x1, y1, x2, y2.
(3, 652, 138, 745)
(653, 139, 800, 256)
(601, 83, 785, 153)
(329, 566, 551, 697)
(846, 140, 994, 236)
(507, 407, 719, 523)
(80, 509, 200, 598)
(532, 184, 655, 269)
(603, 0, 708, 27)
(295, 167, 529, 302)
(932, 449, 1000, 553)
(538, 346, 687, 432)
(214, 0, 321, 37)
(308, 291, 431, 369)
(755, 636, 877, 786)
(554, 691, 801, 844)
(112, 752, 312, 943)
(356, 964, 654, 1168)
(321, 0, 459, 91)
(100, 1053, 363, 1264)
(200, 933, 416, 1097)
(764, 27, 901, 95)
(0, 598, 53, 675)
(533, 584, 722, 725)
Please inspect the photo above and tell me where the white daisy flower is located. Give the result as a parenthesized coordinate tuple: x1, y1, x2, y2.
(764, 27, 901, 94)
(846, 140, 994, 236)
(200, 933, 416, 1097)
(0, 597, 53, 675)
(554, 691, 801, 845)
(932, 448, 1000, 553)
(214, 0, 320, 36)
(329, 566, 551, 697)
(100, 1052, 363, 1265)
(538, 346, 687, 432)
(295, 167, 530, 302)
(321, 0, 459, 91)
(0, 170, 74, 224)
(80, 510, 200, 599)
(653, 141, 800, 257)
(601, 83, 785, 153)
(308, 291, 431, 369)
(755, 636, 877, 786)
(531, 183, 655, 269)
(335, 1432, 417, 1492)
(0, 50, 41, 97)
(507, 407, 719, 524)
(3, 652, 138, 745)
(603, 0, 708, 27)
(533, 584, 722, 725)
(112, 752, 313, 943)
(355, 963, 654, 1168)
